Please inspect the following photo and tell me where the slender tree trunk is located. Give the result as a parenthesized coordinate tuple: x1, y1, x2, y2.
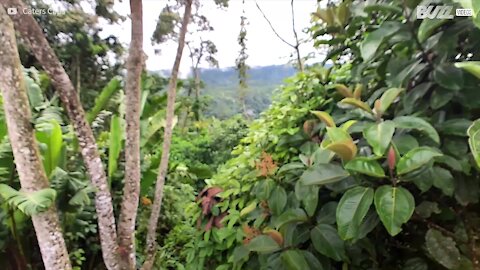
(290, 0, 303, 72)
(117, 0, 143, 269)
(194, 67, 201, 120)
(0, 7, 72, 269)
(1, 1, 120, 269)
(141, 1, 193, 269)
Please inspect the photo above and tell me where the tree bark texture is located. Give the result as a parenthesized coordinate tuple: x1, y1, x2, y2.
(0, 0, 120, 269)
(118, 0, 144, 269)
(0, 6, 72, 269)
(141, 1, 193, 269)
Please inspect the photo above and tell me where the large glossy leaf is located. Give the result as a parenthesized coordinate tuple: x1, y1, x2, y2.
(417, 19, 448, 42)
(339, 98, 373, 114)
(108, 115, 123, 181)
(467, 119, 480, 168)
(86, 77, 121, 123)
(433, 64, 464, 91)
(324, 127, 357, 160)
(374, 186, 415, 236)
(336, 186, 374, 240)
(246, 235, 281, 253)
(396, 147, 442, 175)
(311, 224, 346, 261)
(268, 186, 287, 215)
(274, 208, 308, 229)
(345, 157, 385, 178)
(360, 21, 403, 61)
(311, 111, 335, 127)
(432, 167, 454, 196)
(0, 184, 56, 216)
(300, 163, 349, 185)
(35, 120, 63, 177)
(425, 229, 461, 269)
(393, 116, 440, 143)
(378, 88, 404, 113)
(295, 181, 319, 217)
(454, 61, 480, 79)
(363, 121, 395, 156)
(281, 250, 311, 270)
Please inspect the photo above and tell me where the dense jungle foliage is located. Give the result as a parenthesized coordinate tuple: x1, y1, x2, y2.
(1, 0, 480, 270)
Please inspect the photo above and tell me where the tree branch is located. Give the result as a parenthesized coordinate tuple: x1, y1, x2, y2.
(290, 0, 304, 71)
(255, 1, 295, 48)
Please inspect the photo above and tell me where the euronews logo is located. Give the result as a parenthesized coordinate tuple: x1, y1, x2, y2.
(416, 5, 473, 19)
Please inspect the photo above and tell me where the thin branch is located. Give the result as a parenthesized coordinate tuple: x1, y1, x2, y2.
(290, 0, 304, 71)
(255, 1, 295, 48)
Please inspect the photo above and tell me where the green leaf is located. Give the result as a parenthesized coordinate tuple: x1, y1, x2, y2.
(232, 246, 249, 263)
(24, 72, 44, 110)
(417, 19, 448, 42)
(316, 202, 337, 225)
(274, 208, 308, 229)
(415, 201, 440, 218)
(467, 120, 480, 168)
(374, 185, 415, 236)
(296, 181, 319, 216)
(378, 88, 404, 113)
(254, 179, 276, 200)
(35, 120, 63, 177)
(454, 61, 480, 79)
(345, 157, 385, 178)
(311, 224, 346, 261)
(425, 229, 461, 269)
(360, 21, 403, 61)
(433, 64, 464, 91)
(393, 116, 440, 143)
(336, 186, 374, 240)
(246, 235, 281, 253)
(108, 115, 123, 181)
(363, 121, 396, 156)
(339, 98, 373, 114)
(0, 184, 56, 216)
(432, 167, 455, 196)
(268, 186, 287, 215)
(438, 119, 472, 137)
(240, 202, 257, 217)
(311, 111, 336, 127)
(393, 135, 419, 154)
(281, 250, 311, 270)
(396, 147, 442, 175)
(300, 163, 349, 185)
(86, 77, 121, 123)
(403, 258, 428, 270)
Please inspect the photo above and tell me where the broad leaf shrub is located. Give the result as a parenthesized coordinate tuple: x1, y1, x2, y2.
(185, 1, 480, 269)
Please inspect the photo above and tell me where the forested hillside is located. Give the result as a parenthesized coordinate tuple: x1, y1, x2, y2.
(1, 0, 480, 270)
(155, 65, 296, 118)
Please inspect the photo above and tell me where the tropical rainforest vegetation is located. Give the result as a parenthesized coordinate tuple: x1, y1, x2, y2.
(1, 0, 480, 270)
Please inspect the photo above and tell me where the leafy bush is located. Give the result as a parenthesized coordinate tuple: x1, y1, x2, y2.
(185, 1, 480, 269)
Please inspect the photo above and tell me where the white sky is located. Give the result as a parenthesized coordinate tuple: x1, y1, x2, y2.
(100, 0, 319, 74)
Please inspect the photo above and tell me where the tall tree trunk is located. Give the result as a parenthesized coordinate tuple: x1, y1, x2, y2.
(0, 7, 72, 269)
(1, 0, 120, 269)
(141, 1, 193, 269)
(118, 0, 143, 269)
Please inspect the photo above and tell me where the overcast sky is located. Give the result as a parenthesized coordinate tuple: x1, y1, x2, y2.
(99, 0, 319, 74)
